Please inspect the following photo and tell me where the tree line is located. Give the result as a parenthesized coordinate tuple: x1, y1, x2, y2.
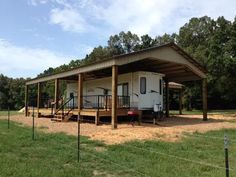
(0, 15, 235, 110)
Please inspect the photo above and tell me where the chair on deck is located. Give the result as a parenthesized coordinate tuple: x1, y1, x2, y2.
(128, 109, 139, 126)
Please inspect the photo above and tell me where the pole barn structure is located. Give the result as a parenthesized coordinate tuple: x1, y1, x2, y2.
(25, 43, 207, 129)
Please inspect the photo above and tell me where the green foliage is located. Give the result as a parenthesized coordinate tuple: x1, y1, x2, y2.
(37, 59, 83, 78)
(0, 110, 23, 116)
(178, 16, 236, 109)
(0, 74, 26, 110)
(108, 31, 140, 54)
(155, 33, 177, 46)
(84, 46, 112, 64)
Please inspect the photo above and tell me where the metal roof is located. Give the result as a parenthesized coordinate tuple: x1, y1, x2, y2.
(26, 42, 206, 85)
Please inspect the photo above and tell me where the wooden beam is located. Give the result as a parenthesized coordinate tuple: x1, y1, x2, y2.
(54, 79, 59, 112)
(179, 89, 183, 115)
(166, 72, 194, 78)
(37, 82, 41, 118)
(202, 78, 208, 121)
(169, 75, 201, 83)
(156, 63, 179, 69)
(165, 79, 169, 118)
(25, 85, 29, 117)
(112, 65, 118, 129)
(158, 66, 185, 73)
(164, 70, 189, 76)
(78, 73, 83, 111)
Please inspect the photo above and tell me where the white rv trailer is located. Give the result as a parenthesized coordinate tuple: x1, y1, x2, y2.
(66, 71, 164, 111)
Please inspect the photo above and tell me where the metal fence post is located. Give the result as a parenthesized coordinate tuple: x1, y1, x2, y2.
(78, 114, 80, 162)
(32, 107, 35, 140)
(8, 107, 10, 129)
(224, 135, 229, 177)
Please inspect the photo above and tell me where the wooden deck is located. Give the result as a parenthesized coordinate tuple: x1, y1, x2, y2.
(28, 107, 133, 125)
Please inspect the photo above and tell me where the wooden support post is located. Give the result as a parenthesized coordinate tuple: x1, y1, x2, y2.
(78, 73, 83, 111)
(138, 110, 142, 125)
(112, 65, 118, 129)
(165, 79, 169, 118)
(95, 111, 99, 125)
(202, 78, 208, 121)
(25, 85, 28, 117)
(179, 89, 183, 115)
(37, 82, 41, 118)
(54, 79, 59, 112)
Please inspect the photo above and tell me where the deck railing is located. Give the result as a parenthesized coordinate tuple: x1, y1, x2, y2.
(28, 95, 130, 112)
(39, 97, 54, 108)
(54, 96, 75, 117)
(82, 95, 130, 110)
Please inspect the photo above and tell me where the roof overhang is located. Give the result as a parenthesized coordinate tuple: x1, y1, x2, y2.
(26, 43, 206, 85)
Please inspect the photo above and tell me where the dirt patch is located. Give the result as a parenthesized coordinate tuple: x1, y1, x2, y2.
(1, 114, 236, 144)
(38, 125, 49, 129)
(93, 170, 115, 177)
(94, 146, 107, 152)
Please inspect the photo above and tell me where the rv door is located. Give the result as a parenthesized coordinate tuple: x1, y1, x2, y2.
(138, 74, 160, 110)
(139, 76, 149, 109)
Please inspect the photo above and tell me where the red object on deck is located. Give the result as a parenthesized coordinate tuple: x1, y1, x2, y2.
(128, 110, 139, 127)
(127, 110, 139, 116)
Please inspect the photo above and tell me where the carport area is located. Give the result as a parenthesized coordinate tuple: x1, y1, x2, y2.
(25, 43, 207, 129)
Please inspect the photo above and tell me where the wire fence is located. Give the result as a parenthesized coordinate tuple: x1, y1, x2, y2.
(1, 110, 236, 177)
(82, 149, 148, 177)
(76, 117, 236, 177)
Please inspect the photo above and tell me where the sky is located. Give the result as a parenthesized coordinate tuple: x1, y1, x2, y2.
(0, 0, 235, 78)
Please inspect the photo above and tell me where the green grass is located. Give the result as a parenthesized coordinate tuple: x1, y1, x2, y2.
(170, 109, 236, 115)
(1, 120, 236, 177)
(0, 110, 23, 116)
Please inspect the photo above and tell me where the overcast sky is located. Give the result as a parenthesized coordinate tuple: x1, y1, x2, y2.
(0, 0, 235, 78)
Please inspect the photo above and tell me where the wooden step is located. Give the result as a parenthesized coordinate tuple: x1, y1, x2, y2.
(51, 112, 74, 122)
(54, 114, 62, 118)
(51, 117, 62, 122)
(62, 113, 73, 122)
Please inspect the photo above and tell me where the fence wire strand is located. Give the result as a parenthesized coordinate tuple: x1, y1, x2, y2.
(80, 148, 149, 177)
(119, 143, 236, 172)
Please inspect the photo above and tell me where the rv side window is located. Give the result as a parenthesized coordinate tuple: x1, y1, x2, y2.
(159, 79, 162, 95)
(123, 83, 129, 96)
(140, 77, 146, 94)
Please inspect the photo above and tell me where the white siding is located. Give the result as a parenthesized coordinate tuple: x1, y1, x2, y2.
(66, 71, 164, 110)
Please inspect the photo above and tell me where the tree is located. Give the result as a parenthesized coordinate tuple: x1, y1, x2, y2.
(0, 74, 9, 109)
(107, 31, 140, 54)
(84, 46, 111, 64)
(136, 34, 155, 50)
(178, 16, 236, 109)
(0, 74, 26, 110)
(154, 33, 177, 46)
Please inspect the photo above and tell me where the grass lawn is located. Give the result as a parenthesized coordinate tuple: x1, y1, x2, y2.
(170, 109, 236, 115)
(0, 110, 23, 116)
(1, 119, 236, 177)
